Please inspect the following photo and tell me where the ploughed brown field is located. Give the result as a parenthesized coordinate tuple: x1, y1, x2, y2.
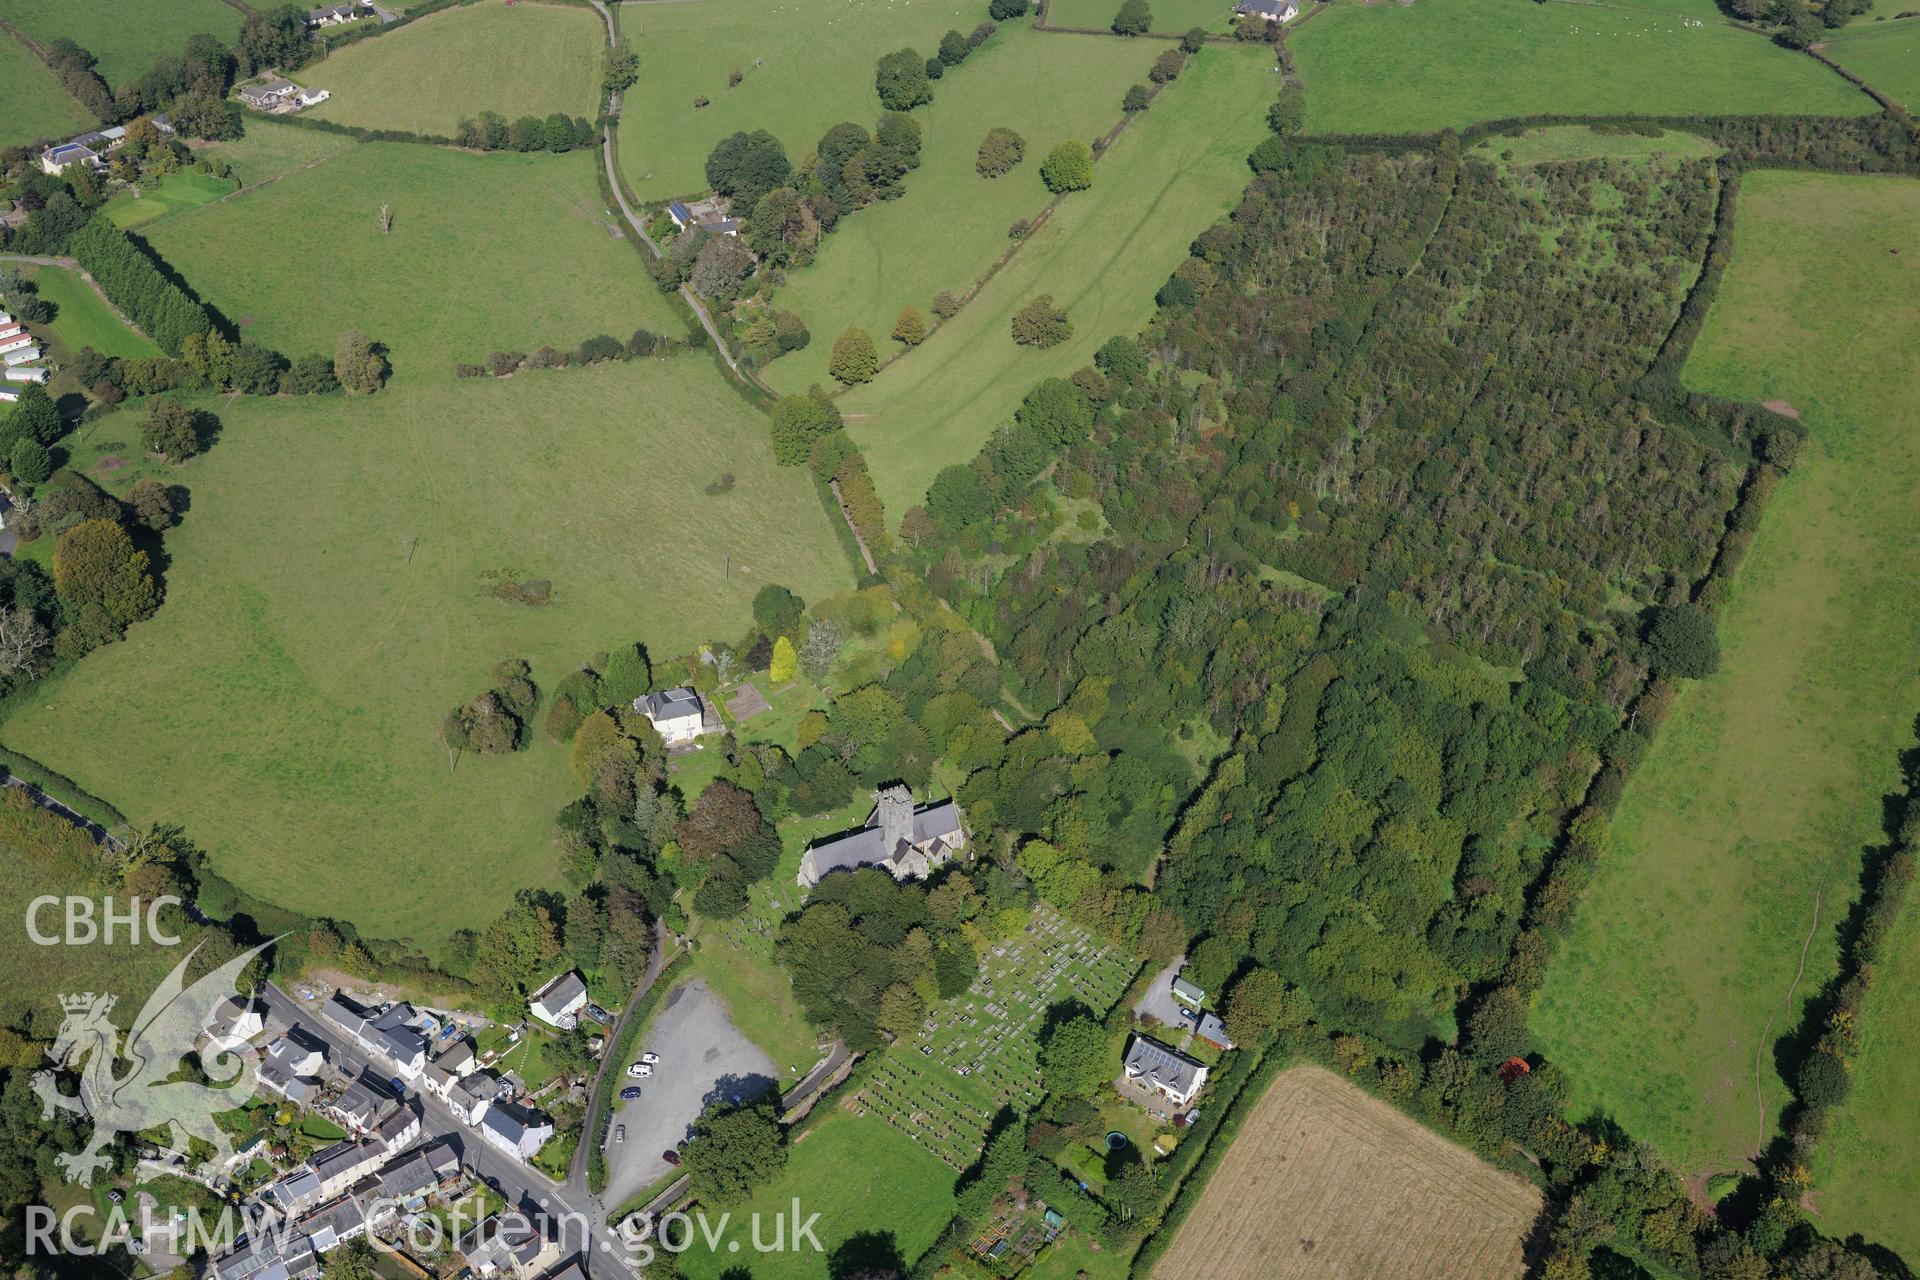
(1154, 1065, 1541, 1280)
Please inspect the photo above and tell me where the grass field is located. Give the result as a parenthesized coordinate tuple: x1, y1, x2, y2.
(0, 789, 202, 1034)
(26, 264, 159, 359)
(615, 0, 984, 200)
(760, 24, 1156, 395)
(142, 144, 671, 375)
(1042, 0, 1239, 32)
(674, 1106, 959, 1280)
(1533, 173, 1920, 1186)
(1469, 123, 1722, 166)
(3, 356, 855, 955)
(0, 0, 242, 89)
(197, 120, 362, 189)
(0, 30, 91, 148)
(101, 172, 236, 230)
(1817, 862, 1920, 1266)
(838, 43, 1272, 517)
(1152, 1065, 1541, 1280)
(1822, 17, 1920, 111)
(1289, 0, 1875, 135)
(305, 3, 602, 136)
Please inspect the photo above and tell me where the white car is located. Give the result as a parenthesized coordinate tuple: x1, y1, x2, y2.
(640, 1052, 660, 1065)
(627, 1063, 645, 1078)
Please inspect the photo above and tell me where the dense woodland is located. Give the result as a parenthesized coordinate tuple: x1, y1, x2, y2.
(4, 2, 1920, 1274)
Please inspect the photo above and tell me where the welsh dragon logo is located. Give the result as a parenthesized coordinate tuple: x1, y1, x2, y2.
(33, 940, 275, 1186)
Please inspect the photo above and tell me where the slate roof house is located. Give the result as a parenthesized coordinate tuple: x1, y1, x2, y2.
(1194, 1010, 1235, 1051)
(449, 1069, 506, 1125)
(238, 77, 331, 111)
(459, 1213, 557, 1279)
(798, 784, 967, 889)
(39, 143, 100, 175)
(1122, 1034, 1209, 1108)
(529, 971, 588, 1030)
(633, 686, 714, 745)
(324, 1079, 386, 1138)
(323, 995, 427, 1077)
(477, 1101, 554, 1161)
(205, 996, 266, 1050)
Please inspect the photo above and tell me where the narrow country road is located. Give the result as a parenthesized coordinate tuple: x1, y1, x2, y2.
(585, 0, 760, 389)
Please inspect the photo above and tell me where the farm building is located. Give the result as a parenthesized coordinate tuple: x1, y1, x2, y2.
(239, 77, 332, 112)
(1237, 0, 1300, 21)
(798, 784, 967, 889)
(1122, 1034, 1209, 1107)
(667, 196, 741, 237)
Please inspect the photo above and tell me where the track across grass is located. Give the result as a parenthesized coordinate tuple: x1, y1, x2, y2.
(26, 264, 159, 359)
(3, 358, 855, 955)
(0, 31, 91, 149)
(304, 2, 603, 137)
(0, 0, 242, 89)
(1289, 0, 1875, 135)
(1151, 1065, 1540, 1280)
(615, 0, 984, 200)
(196, 119, 363, 190)
(761, 24, 1156, 395)
(142, 144, 675, 374)
(838, 43, 1273, 517)
(1533, 173, 1920, 1188)
(1820, 17, 1920, 112)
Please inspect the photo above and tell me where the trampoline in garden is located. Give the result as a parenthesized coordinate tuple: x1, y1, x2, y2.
(1106, 1131, 1128, 1151)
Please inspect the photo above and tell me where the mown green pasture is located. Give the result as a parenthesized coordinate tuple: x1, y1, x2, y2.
(1533, 174, 1920, 1196)
(304, 2, 603, 136)
(27, 264, 159, 359)
(1043, 0, 1241, 32)
(142, 143, 670, 373)
(615, 0, 984, 200)
(5, 357, 855, 955)
(838, 44, 1272, 517)
(761, 24, 1155, 395)
(101, 171, 236, 229)
(673, 1106, 958, 1280)
(1822, 17, 1920, 112)
(0, 0, 242, 88)
(1289, 0, 1875, 135)
(0, 31, 91, 148)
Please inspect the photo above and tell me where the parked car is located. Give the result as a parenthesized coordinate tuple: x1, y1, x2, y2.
(614, 1125, 625, 1143)
(587, 1004, 611, 1023)
(640, 1052, 659, 1065)
(619, 1086, 642, 1100)
(630, 1063, 653, 1079)
(662, 1150, 680, 1166)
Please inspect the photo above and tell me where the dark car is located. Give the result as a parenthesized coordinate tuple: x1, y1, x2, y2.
(619, 1086, 642, 1100)
(662, 1149, 680, 1166)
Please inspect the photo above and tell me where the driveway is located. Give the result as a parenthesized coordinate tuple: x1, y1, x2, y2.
(1133, 956, 1187, 1032)
(600, 978, 777, 1210)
